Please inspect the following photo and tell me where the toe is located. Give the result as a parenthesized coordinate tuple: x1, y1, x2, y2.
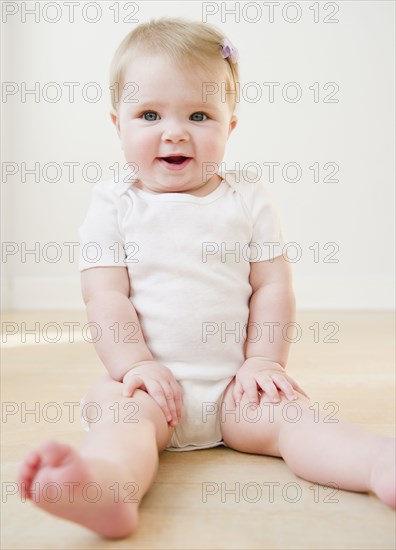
(18, 450, 41, 495)
(25, 449, 41, 465)
(17, 468, 34, 499)
(39, 440, 74, 467)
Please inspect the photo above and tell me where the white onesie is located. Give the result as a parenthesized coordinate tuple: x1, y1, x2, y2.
(78, 170, 285, 451)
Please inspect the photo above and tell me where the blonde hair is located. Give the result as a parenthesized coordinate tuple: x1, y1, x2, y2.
(109, 17, 239, 114)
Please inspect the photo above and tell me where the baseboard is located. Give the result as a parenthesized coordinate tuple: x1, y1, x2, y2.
(293, 276, 395, 310)
(2, 275, 395, 310)
(6, 276, 85, 310)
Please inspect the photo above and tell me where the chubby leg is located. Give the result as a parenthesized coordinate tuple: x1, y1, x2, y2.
(220, 379, 395, 508)
(18, 374, 175, 538)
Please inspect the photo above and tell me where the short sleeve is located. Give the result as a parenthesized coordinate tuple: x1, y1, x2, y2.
(246, 179, 285, 262)
(78, 179, 127, 271)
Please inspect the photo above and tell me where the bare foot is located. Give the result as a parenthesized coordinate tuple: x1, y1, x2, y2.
(18, 440, 139, 538)
(369, 437, 396, 509)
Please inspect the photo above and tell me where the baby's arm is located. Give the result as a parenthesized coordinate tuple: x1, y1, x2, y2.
(245, 254, 295, 366)
(233, 254, 308, 405)
(81, 266, 153, 381)
(81, 266, 183, 425)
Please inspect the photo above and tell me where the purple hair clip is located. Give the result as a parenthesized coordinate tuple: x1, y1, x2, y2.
(220, 37, 239, 64)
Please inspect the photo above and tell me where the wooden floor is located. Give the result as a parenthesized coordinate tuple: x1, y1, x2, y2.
(1, 311, 395, 549)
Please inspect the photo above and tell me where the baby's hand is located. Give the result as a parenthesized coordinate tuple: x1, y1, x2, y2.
(233, 357, 310, 406)
(122, 360, 183, 427)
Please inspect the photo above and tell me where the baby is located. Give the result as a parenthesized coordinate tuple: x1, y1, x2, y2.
(18, 17, 395, 539)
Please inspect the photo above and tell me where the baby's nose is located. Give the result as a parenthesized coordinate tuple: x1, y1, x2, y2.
(162, 123, 189, 142)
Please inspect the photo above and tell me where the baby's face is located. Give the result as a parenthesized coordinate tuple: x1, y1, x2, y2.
(111, 53, 237, 194)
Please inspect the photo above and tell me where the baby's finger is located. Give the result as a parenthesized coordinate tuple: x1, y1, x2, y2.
(293, 384, 310, 399)
(271, 374, 297, 400)
(240, 378, 259, 406)
(256, 376, 281, 402)
(159, 381, 178, 425)
(170, 381, 184, 420)
(122, 374, 145, 397)
(144, 380, 173, 423)
(232, 378, 244, 404)
(284, 375, 310, 399)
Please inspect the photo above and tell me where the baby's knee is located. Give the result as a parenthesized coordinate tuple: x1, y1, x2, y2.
(81, 376, 173, 448)
(256, 391, 311, 426)
(83, 375, 156, 421)
(83, 373, 121, 403)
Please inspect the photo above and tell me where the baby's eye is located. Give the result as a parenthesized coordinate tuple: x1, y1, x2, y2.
(190, 112, 208, 122)
(141, 111, 159, 121)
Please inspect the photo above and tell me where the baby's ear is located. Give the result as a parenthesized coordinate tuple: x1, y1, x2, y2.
(228, 115, 238, 136)
(110, 109, 121, 138)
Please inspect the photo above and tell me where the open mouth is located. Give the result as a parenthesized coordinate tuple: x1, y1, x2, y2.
(158, 156, 192, 171)
(159, 156, 190, 164)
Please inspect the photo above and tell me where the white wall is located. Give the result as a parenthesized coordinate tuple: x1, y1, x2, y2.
(1, 0, 395, 310)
